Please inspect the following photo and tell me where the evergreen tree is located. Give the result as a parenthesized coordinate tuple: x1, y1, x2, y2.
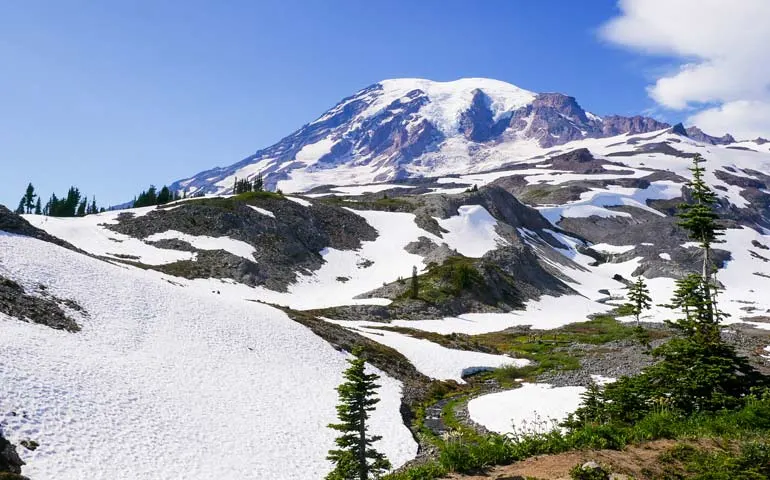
(76, 198, 87, 217)
(678, 154, 725, 283)
(44, 193, 58, 216)
(254, 173, 264, 192)
(63, 187, 81, 217)
(87, 197, 98, 215)
(568, 155, 767, 426)
(15, 198, 25, 214)
(34, 197, 42, 215)
(327, 348, 391, 480)
(23, 183, 36, 214)
(134, 185, 158, 208)
(157, 186, 171, 205)
(623, 277, 651, 326)
(233, 177, 254, 194)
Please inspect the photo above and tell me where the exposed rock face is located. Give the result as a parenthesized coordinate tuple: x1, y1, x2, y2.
(669, 122, 736, 145)
(106, 195, 377, 291)
(685, 126, 735, 145)
(508, 93, 590, 148)
(0, 430, 25, 476)
(458, 89, 510, 142)
(0, 275, 82, 332)
(600, 115, 670, 137)
(508, 93, 670, 148)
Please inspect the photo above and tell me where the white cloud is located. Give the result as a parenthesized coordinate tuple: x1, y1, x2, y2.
(690, 101, 770, 141)
(600, 0, 770, 139)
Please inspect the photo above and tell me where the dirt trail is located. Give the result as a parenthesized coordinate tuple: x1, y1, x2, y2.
(446, 439, 724, 479)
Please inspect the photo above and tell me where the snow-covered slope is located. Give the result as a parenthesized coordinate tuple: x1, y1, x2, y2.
(0, 233, 417, 479)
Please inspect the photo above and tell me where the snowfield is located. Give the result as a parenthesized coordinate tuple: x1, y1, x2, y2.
(23, 211, 196, 265)
(0, 234, 416, 480)
(467, 383, 587, 435)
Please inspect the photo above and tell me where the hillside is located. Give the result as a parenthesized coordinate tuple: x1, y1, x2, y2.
(2, 78, 770, 479)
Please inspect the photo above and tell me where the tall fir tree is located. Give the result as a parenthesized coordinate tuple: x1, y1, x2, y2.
(157, 186, 171, 205)
(64, 187, 81, 217)
(623, 277, 651, 326)
(34, 197, 42, 215)
(327, 348, 390, 480)
(87, 197, 98, 215)
(76, 198, 87, 217)
(15, 198, 25, 214)
(677, 153, 725, 284)
(254, 173, 264, 192)
(23, 183, 36, 214)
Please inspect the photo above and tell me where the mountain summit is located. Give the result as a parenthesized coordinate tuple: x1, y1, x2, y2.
(172, 78, 686, 196)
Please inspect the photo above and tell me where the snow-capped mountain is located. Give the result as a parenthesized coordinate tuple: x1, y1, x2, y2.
(170, 78, 674, 196)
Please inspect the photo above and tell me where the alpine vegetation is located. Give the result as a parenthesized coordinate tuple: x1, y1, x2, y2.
(570, 155, 768, 425)
(623, 276, 652, 327)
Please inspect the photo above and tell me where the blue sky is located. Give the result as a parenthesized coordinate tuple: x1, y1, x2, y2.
(1, 1, 679, 208)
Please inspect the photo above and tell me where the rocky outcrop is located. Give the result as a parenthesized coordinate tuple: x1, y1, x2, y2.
(0, 275, 82, 332)
(0, 205, 76, 250)
(669, 123, 736, 145)
(0, 430, 26, 477)
(509, 93, 592, 148)
(601, 115, 670, 137)
(685, 126, 735, 145)
(458, 89, 510, 142)
(106, 194, 377, 291)
(508, 94, 670, 148)
(347, 184, 575, 319)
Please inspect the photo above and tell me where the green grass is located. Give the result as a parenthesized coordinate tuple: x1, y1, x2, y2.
(319, 195, 416, 212)
(386, 392, 770, 479)
(656, 440, 770, 479)
(470, 315, 660, 382)
(172, 190, 284, 210)
(395, 256, 486, 304)
(376, 316, 662, 386)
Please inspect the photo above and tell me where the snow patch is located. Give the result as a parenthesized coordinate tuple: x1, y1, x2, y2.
(342, 325, 529, 383)
(144, 230, 257, 262)
(248, 205, 276, 218)
(591, 243, 635, 254)
(437, 205, 506, 257)
(468, 383, 586, 434)
(286, 196, 313, 207)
